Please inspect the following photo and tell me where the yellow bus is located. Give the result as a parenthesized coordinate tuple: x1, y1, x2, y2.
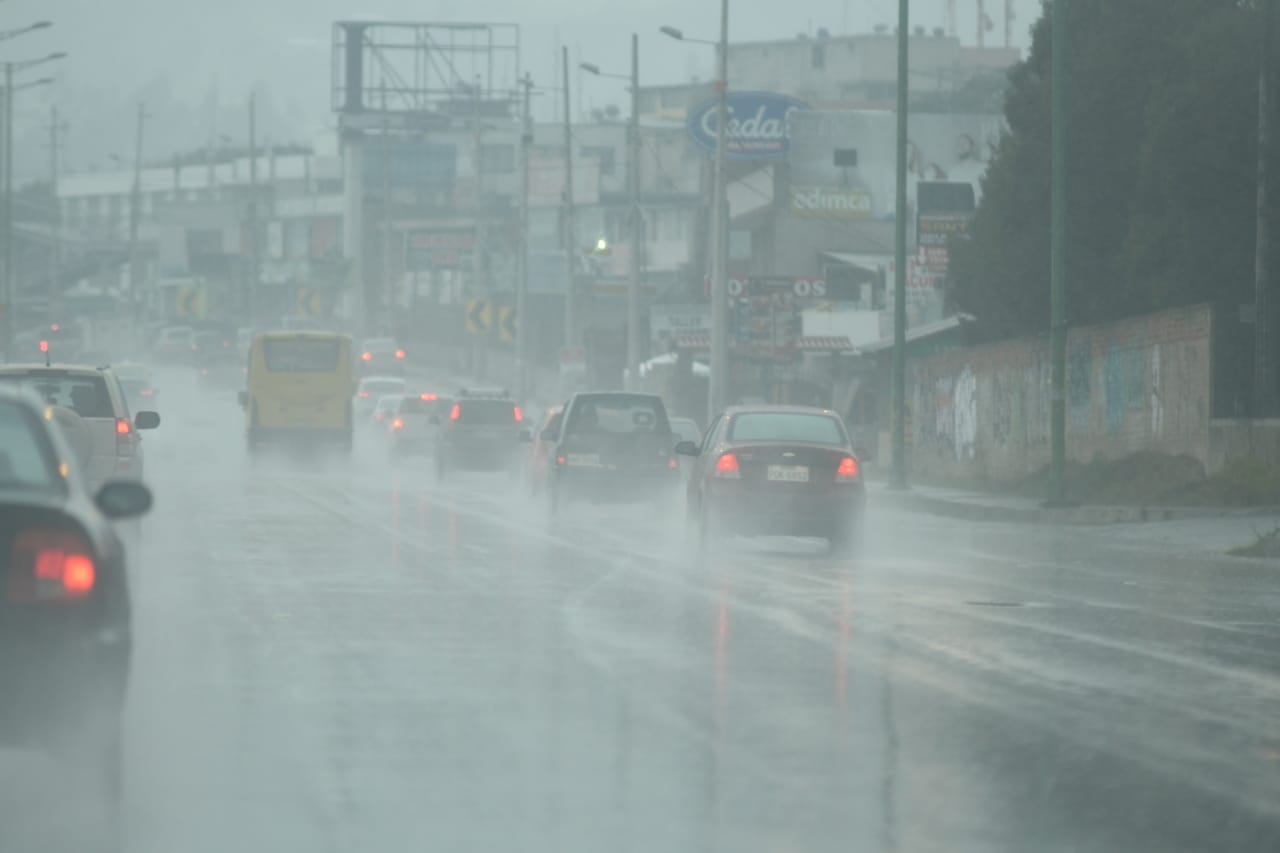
(239, 331, 354, 453)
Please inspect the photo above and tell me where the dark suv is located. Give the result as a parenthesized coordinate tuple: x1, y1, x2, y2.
(542, 391, 681, 512)
(432, 390, 527, 478)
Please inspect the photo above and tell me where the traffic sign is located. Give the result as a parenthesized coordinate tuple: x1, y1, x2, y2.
(466, 299, 492, 336)
(497, 305, 517, 344)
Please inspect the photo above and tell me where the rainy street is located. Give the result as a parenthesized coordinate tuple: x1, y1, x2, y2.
(0, 371, 1276, 853)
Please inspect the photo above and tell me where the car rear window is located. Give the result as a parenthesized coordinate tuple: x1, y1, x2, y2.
(565, 395, 670, 436)
(363, 338, 397, 352)
(397, 397, 437, 414)
(455, 399, 518, 425)
(0, 401, 60, 491)
(263, 338, 341, 372)
(671, 419, 702, 443)
(728, 412, 845, 445)
(0, 373, 116, 418)
(362, 379, 406, 395)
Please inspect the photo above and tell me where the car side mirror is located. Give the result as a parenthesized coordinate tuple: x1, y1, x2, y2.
(134, 410, 160, 430)
(95, 480, 153, 519)
(674, 440, 700, 457)
(540, 427, 557, 442)
(238, 390, 249, 408)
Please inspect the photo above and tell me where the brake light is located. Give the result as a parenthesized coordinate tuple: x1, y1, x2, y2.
(714, 452, 741, 479)
(191, 342, 198, 351)
(556, 454, 566, 466)
(115, 418, 131, 436)
(513, 406, 524, 422)
(8, 530, 96, 601)
(421, 393, 437, 401)
(358, 390, 370, 398)
(450, 403, 461, 421)
(836, 456, 860, 480)
(50, 323, 60, 332)
(667, 456, 679, 469)
(140, 388, 154, 397)
(395, 349, 405, 359)
(391, 417, 404, 430)
(200, 368, 209, 376)
(39, 340, 48, 353)
(361, 352, 372, 361)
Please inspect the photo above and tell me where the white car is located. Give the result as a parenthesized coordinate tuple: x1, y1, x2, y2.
(0, 365, 160, 490)
(370, 394, 407, 431)
(355, 376, 408, 420)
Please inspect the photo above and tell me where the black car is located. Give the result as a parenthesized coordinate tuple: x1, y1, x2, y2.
(678, 404, 866, 554)
(433, 390, 527, 478)
(0, 388, 152, 804)
(542, 391, 681, 512)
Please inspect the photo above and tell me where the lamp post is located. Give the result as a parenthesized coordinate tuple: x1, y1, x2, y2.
(662, 5, 730, 422)
(0, 21, 50, 45)
(561, 46, 578, 351)
(581, 33, 642, 391)
(1, 50, 64, 357)
(890, 0, 909, 490)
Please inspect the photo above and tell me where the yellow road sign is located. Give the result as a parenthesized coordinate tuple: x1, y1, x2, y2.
(466, 299, 492, 336)
(497, 304, 517, 344)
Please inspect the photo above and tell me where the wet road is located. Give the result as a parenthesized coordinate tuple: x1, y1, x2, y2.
(3, 371, 1280, 852)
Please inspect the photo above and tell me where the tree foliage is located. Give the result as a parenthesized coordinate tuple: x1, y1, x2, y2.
(951, 0, 1269, 338)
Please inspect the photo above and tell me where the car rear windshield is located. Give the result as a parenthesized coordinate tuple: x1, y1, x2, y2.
(0, 401, 60, 492)
(455, 399, 518, 424)
(0, 373, 116, 418)
(565, 395, 670, 435)
(362, 379, 405, 395)
(363, 338, 397, 352)
(263, 338, 341, 372)
(728, 412, 845, 445)
(397, 397, 439, 414)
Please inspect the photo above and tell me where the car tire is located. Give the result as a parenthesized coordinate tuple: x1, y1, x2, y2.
(828, 516, 863, 557)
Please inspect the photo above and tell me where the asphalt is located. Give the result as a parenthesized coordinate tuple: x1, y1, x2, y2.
(2, 367, 1279, 853)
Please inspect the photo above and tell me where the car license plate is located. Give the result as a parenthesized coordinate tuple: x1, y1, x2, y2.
(767, 464, 809, 482)
(566, 453, 601, 467)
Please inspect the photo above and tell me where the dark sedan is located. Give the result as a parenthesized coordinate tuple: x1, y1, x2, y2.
(678, 405, 866, 554)
(0, 388, 152, 805)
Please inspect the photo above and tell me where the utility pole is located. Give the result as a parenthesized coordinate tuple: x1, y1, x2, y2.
(1, 66, 12, 355)
(1256, 0, 1275, 417)
(381, 81, 393, 336)
(626, 33, 642, 391)
(890, 0, 909, 490)
(708, 0, 730, 423)
(247, 92, 259, 328)
(127, 103, 146, 333)
(977, 0, 986, 49)
(472, 76, 488, 377)
(516, 73, 533, 401)
(561, 45, 578, 349)
(1047, 0, 1070, 505)
(47, 104, 65, 320)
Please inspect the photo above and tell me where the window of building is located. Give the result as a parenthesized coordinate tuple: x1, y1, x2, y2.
(579, 145, 616, 177)
(479, 143, 515, 174)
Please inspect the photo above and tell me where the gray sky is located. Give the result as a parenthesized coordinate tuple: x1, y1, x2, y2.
(6, 0, 1042, 181)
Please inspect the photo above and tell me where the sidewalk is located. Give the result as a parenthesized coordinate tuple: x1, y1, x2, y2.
(869, 479, 1280, 527)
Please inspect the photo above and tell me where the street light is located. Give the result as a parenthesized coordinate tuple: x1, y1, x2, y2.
(580, 36, 643, 390)
(658, 26, 719, 47)
(663, 7, 729, 422)
(0, 21, 51, 44)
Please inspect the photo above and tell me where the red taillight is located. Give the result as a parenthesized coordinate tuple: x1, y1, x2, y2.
(513, 406, 524, 422)
(391, 417, 404, 430)
(450, 403, 461, 421)
(115, 418, 131, 436)
(836, 456, 860, 480)
(200, 368, 209, 376)
(667, 456, 679, 470)
(140, 388, 154, 397)
(421, 393, 437, 401)
(39, 340, 48, 353)
(8, 530, 96, 602)
(714, 452, 741, 478)
(50, 323, 60, 332)
(358, 390, 370, 398)
(395, 349, 405, 359)
(361, 352, 372, 361)
(556, 454, 566, 466)
(191, 343, 198, 351)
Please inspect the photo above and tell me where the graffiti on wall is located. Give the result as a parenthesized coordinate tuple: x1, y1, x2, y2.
(905, 304, 1212, 481)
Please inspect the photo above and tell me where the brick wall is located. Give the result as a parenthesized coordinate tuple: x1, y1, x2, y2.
(906, 304, 1212, 483)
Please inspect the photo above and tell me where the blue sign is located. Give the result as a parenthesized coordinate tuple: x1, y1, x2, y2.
(686, 91, 810, 160)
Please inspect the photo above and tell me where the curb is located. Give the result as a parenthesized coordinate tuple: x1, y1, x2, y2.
(874, 488, 1280, 527)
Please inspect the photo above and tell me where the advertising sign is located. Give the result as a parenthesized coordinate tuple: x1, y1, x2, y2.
(687, 91, 809, 160)
(651, 304, 711, 351)
(405, 227, 476, 271)
(727, 277, 813, 360)
(789, 186, 873, 219)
